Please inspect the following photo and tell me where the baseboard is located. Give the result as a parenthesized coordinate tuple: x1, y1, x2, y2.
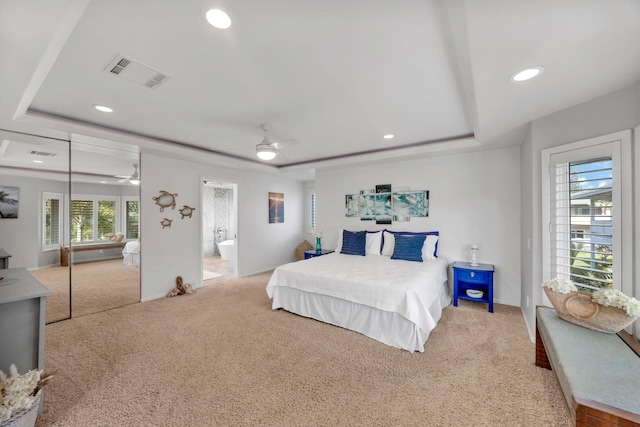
(141, 293, 167, 302)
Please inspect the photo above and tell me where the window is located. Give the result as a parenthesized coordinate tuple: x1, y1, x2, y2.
(123, 197, 139, 239)
(70, 195, 120, 243)
(543, 130, 631, 296)
(43, 192, 63, 251)
(552, 158, 613, 289)
(310, 192, 317, 229)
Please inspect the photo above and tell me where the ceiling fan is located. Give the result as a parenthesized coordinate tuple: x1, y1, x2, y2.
(116, 164, 140, 185)
(255, 123, 278, 160)
(255, 123, 300, 161)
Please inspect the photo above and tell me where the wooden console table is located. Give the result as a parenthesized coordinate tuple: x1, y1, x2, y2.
(60, 242, 126, 266)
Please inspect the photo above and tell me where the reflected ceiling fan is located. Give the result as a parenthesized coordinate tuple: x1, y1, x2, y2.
(255, 123, 299, 161)
(116, 164, 140, 185)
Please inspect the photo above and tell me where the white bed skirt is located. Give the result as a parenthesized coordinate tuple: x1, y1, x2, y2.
(270, 282, 450, 353)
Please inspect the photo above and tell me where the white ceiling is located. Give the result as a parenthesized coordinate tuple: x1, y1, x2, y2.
(1, 0, 640, 180)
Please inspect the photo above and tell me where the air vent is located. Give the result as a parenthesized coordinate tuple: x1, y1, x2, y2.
(29, 150, 56, 157)
(104, 54, 171, 89)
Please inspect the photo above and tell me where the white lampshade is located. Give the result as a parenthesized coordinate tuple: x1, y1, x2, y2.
(256, 143, 277, 160)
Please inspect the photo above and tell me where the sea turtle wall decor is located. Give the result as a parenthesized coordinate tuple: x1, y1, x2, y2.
(179, 205, 196, 219)
(153, 190, 178, 212)
(160, 218, 173, 229)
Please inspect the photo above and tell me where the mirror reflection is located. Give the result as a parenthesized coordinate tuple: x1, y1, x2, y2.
(0, 130, 71, 323)
(69, 136, 140, 317)
(0, 130, 141, 323)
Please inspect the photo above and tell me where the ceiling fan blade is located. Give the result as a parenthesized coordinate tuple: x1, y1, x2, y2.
(272, 138, 301, 150)
(117, 177, 130, 183)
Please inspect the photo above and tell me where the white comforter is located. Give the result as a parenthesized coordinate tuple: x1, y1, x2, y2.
(266, 253, 449, 334)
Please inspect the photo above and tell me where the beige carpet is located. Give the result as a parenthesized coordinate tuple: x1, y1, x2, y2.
(31, 259, 140, 323)
(36, 273, 571, 426)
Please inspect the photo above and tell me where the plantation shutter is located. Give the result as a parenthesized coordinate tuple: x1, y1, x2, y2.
(548, 143, 617, 291)
(126, 200, 139, 239)
(71, 199, 94, 242)
(45, 197, 60, 245)
(310, 193, 317, 229)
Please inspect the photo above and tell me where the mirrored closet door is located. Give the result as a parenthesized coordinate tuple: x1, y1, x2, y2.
(69, 136, 140, 317)
(0, 129, 71, 323)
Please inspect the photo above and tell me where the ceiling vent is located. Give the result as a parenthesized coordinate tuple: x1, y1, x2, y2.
(29, 150, 56, 157)
(104, 54, 171, 89)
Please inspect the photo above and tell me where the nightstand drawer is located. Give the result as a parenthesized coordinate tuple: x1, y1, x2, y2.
(456, 269, 490, 283)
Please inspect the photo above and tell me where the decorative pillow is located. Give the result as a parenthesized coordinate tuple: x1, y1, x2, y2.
(422, 234, 439, 261)
(340, 230, 366, 256)
(365, 231, 382, 256)
(381, 230, 395, 256)
(382, 230, 440, 258)
(391, 234, 426, 262)
(336, 229, 344, 252)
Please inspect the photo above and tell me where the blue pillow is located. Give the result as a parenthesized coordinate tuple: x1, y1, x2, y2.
(391, 234, 426, 262)
(383, 229, 439, 257)
(341, 230, 366, 256)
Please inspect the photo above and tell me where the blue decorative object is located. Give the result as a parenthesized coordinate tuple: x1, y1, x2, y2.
(340, 230, 366, 256)
(391, 234, 426, 262)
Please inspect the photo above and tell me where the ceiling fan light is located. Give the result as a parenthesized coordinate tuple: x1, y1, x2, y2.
(205, 9, 231, 29)
(256, 143, 277, 160)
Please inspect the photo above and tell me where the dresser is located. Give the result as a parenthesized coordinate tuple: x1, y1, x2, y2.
(0, 268, 52, 411)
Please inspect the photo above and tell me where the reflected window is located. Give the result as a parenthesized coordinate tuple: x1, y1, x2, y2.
(70, 195, 120, 242)
(43, 192, 63, 250)
(123, 197, 139, 240)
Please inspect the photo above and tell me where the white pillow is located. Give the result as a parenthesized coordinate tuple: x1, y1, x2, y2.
(335, 229, 343, 252)
(422, 234, 439, 261)
(381, 230, 395, 256)
(365, 231, 382, 256)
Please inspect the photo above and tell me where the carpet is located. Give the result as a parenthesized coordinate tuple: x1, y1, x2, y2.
(36, 272, 571, 426)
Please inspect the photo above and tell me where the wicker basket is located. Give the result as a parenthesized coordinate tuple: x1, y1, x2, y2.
(543, 287, 637, 333)
(295, 240, 313, 261)
(0, 392, 40, 427)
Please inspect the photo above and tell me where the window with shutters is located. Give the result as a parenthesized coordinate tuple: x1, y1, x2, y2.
(551, 158, 613, 290)
(310, 192, 317, 230)
(543, 130, 631, 297)
(123, 197, 139, 240)
(70, 195, 120, 243)
(43, 192, 63, 251)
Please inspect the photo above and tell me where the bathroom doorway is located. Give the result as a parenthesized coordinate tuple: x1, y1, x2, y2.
(201, 178, 237, 282)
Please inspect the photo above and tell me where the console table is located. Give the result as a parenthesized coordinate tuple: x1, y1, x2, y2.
(0, 248, 11, 269)
(0, 268, 52, 412)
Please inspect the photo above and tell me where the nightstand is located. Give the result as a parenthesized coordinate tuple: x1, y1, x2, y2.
(452, 261, 495, 313)
(304, 250, 334, 259)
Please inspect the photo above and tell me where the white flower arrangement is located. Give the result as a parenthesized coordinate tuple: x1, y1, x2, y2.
(310, 229, 322, 239)
(592, 288, 640, 317)
(541, 278, 578, 294)
(0, 364, 52, 424)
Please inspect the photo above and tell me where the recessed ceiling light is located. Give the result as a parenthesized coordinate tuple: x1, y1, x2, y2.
(93, 104, 113, 113)
(32, 160, 44, 164)
(383, 134, 395, 139)
(510, 66, 544, 82)
(205, 9, 231, 29)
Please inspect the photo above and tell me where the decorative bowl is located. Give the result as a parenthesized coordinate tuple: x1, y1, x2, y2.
(466, 289, 483, 299)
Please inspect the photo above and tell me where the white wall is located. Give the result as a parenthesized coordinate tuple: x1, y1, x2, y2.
(521, 83, 640, 340)
(315, 146, 522, 307)
(139, 153, 305, 301)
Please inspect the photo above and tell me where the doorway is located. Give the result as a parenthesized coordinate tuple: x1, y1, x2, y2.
(201, 178, 237, 282)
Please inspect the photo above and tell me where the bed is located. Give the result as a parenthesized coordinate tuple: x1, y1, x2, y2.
(122, 241, 140, 267)
(266, 230, 451, 352)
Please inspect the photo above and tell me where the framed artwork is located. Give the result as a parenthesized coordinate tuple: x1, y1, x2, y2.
(0, 186, 19, 218)
(268, 192, 284, 223)
(344, 186, 429, 223)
